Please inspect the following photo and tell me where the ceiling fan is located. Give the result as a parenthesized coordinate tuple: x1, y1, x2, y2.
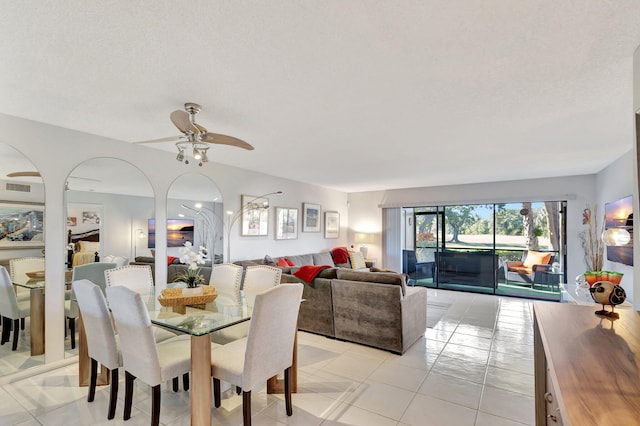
(135, 102, 254, 166)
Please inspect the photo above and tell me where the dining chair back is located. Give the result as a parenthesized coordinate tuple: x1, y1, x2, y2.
(72, 279, 120, 419)
(105, 264, 154, 294)
(9, 257, 45, 285)
(242, 265, 282, 309)
(106, 285, 192, 425)
(66, 262, 118, 350)
(0, 266, 30, 350)
(209, 263, 243, 307)
(212, 283, 303, 426)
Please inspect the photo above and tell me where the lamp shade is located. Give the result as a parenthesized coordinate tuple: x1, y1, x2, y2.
(602, 228, 631, 246)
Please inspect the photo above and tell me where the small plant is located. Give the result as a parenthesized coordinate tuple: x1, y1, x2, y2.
(177, 241, 207, 288)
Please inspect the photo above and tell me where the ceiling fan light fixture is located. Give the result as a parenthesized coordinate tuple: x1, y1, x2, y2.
(176, 149, 185, 162)
(200, 148, 209, 163)
(193, 147, 202, 160)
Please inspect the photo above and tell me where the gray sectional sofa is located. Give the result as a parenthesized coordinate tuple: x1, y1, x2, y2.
(235, 251, 428, 354)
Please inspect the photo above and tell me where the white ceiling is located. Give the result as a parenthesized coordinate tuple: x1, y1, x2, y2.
(2, 1, 640, 193)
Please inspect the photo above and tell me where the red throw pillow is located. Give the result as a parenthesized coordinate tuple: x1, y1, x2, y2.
(167, 256, 178, 265)
(285, 257, 295, 266)
(277, 257, 289, 267)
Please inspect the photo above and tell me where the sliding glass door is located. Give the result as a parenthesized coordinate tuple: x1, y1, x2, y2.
(405, 201, 566, 301)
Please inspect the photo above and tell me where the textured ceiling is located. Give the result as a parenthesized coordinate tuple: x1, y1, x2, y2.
(2, 1, 640, 193)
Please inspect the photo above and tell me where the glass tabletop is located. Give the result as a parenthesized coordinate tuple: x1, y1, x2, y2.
(13, 279, 45, 289)
(145, 289, 251, 336)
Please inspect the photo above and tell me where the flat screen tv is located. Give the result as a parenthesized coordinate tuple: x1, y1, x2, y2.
(148, 218, 194, 248)
(604, 195, 633, 266)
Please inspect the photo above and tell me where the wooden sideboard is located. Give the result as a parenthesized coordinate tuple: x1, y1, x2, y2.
(533, 302, 640, 425)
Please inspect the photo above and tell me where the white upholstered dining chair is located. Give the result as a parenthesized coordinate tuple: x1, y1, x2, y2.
(209, 263, 243, 309)
(65, 262, 117, 350)
(212, 283, 303, 426)
(242, 265, 282, 309)
(104, 264, 154, 294)
(72, 279, 121, 419)
(0, 266, 30, 351)
(9, 257, 44, 310)
(106, 285, 192, 425)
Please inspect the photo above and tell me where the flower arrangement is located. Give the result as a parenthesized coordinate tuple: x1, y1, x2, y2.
(177, 241, 207, 288)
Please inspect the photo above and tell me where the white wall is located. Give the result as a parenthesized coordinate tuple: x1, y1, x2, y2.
(348, 175, 597, 285)
(596, 150, 636, 304)
(0, 112, 348, 372)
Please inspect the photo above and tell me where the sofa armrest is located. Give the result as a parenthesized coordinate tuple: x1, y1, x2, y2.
(401, 287, 427, 353)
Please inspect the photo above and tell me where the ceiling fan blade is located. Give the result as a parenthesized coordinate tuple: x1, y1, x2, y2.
(170, 110, 198, 134)
(6, 171, 41, 177)
(133, 136, 184, 144)
(201, 133, 255, 150)
(193, 122, 207, 134)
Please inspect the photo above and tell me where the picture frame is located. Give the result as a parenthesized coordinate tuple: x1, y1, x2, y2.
(67, 216, 77, 227)
(275, 207, 298, 240)
(82, 211, 100, 224)
(324, 211, 340, 238)
(302, 203, 321, 232)
(0, 201, 45, 249)
(241, 195, 269, 236)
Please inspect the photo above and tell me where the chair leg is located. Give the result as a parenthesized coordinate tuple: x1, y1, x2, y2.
(213, 378, 221, 408)
(242, 390, 252, 426)
(108, 368, 119, 420)
(88, 358, 98, 402)
(20, 318, 24, 330)
(12, 319, 19, 351)
(236, 385, 241, 395)
(69, 317, 76, 349)
(151, 384, 161, 426)
(124, 371, 135, 421)
(172, 377, 179, 392)
(182, 372, 189, 391)
(1, 316, 9, 345)
(284, 366, 293, 416)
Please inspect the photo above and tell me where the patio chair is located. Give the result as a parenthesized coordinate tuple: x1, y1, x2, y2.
(504, 250, 554, 286)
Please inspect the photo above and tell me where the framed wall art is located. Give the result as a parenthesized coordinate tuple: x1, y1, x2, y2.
(324, 211, 340, 238)
(67, 216, 77, 226)
(241, 194, 269, 236)
(302, 203, 321, 232)
(0, 201, 45, 249)
(82, 211, 100, 224)
(275, 207, 298, 240)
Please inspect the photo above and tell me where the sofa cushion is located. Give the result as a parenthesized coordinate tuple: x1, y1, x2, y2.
(348, 251, 367, 270)
(277, 257, 290, 267)
(134, 256, 155, 264)
(336, 269, 406, 296)
(263, 254, 276, 266)
(287, 254, 314, 266)
(312, 252, 335, 267)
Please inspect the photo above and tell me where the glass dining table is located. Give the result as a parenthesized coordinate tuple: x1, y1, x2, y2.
(78, 287, 251, 425)
(148, 296, 252, 425)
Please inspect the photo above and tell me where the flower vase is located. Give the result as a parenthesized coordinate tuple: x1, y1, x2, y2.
(182, 286, 203, 296)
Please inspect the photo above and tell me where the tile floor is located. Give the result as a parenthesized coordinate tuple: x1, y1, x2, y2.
(0, 289, 535, 425)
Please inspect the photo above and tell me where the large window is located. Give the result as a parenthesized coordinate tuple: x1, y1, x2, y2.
(405, 201, 566, 301)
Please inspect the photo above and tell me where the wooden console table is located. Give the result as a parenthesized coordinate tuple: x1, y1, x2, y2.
(533, 302, 640, 425)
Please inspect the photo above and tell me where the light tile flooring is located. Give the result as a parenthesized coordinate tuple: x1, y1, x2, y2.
(0, 289, 535, 425)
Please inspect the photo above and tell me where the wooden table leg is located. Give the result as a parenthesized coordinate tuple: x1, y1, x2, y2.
(30, 288, 45, 356)
(267, 330, 298, 394)
(191, 334, 212, 426)
(77, 314, 109, 387)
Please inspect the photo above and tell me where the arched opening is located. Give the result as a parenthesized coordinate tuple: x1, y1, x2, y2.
(64, 157, 154, 358)
(0, 142, 46, 376)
